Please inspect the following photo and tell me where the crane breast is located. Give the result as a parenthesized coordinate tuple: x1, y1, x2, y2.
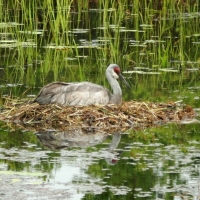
(63, 82, 111, 106)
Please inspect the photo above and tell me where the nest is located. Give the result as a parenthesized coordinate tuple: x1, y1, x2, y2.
(0, 98, 195, 133)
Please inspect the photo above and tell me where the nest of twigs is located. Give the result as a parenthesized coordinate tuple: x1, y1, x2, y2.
(0, 99, 195, 132)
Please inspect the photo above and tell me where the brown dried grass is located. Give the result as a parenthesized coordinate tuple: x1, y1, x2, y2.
(0, 99, 195, 132)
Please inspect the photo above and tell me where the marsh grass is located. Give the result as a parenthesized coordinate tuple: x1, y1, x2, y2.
(0, 0, 200, 100)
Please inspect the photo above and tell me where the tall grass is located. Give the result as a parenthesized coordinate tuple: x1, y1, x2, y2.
(0, 0, 199, 99)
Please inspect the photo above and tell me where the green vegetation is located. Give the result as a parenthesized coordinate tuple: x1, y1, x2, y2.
(0, 0, 199, 96)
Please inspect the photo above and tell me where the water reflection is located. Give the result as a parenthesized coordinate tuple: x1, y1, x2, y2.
(36, 128, 108, 149)
(36, 129, 123, 165)
(1, 122, 200, 199)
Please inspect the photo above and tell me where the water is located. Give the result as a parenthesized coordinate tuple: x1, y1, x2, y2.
(1, 123, 200, 199)
(0, 2, 200, 199)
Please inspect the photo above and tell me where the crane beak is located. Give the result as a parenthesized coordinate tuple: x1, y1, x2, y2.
(119, 73, 130, 88)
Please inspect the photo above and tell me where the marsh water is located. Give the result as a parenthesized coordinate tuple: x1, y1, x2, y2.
(1, 1, 200, 199)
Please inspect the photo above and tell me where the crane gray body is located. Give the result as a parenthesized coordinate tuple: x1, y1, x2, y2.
(34, 64, 129, 106)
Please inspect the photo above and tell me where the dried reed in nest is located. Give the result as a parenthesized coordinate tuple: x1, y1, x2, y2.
(0, 99, 195, 132)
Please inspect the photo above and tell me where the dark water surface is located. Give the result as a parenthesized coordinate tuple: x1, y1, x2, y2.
(1, 2, 200, 199)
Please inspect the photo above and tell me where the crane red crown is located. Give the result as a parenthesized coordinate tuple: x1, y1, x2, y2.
(114, 67, 120, 74)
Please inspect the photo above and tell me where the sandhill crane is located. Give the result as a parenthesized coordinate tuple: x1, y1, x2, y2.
(34, 64, 130, 106)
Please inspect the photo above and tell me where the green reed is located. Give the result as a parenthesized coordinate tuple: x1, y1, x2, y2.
(0, 0, 199, 100)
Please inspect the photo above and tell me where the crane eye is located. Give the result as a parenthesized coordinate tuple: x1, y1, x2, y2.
(114, 67, 120, 74)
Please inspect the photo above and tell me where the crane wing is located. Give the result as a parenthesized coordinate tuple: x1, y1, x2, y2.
(34, 82, 111, 106)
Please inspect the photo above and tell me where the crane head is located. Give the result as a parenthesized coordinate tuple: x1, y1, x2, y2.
(107, 64, 130, 88)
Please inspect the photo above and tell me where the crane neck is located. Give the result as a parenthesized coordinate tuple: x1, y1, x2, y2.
(106, 73, 122, 96)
